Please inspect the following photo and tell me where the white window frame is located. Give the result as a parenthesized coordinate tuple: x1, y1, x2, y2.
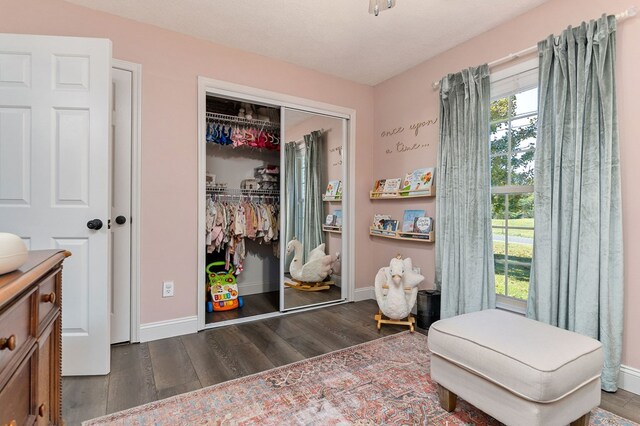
(490, 58, 538, 313)
(294, 144, 306, 240)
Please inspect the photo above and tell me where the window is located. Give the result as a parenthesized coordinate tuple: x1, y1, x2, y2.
(294, 145, 306, 239)
(489, 60, 538, 308)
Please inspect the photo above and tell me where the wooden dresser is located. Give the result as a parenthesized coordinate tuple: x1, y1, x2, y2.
(0, 250, 69, 426)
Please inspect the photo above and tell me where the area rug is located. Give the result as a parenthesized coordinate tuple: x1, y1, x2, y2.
(85, 332, 637, 425)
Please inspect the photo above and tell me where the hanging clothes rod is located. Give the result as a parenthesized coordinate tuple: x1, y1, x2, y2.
(206, 112, 280, 130)
(431, 6, 637, 90)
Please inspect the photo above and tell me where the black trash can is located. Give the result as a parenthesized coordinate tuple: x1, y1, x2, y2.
(417, 289, 441, 330)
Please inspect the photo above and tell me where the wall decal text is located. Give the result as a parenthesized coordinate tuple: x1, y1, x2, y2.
(380, 117, 437, 156)
(386, 141, 430, 155)
(380, 127, 405, 138)
(410, 118, 438, 136)
(330, 146, 343, 167)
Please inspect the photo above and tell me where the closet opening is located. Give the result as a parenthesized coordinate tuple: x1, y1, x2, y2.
(204, 95, 282, 325)
(198, 77, 356, 331)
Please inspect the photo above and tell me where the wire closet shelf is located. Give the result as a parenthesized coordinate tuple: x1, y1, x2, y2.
(205, 112, 280, 131)
(206, 187, 280, 200)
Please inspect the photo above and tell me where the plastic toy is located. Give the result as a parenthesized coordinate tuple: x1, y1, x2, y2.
(206, 261, 244, 312)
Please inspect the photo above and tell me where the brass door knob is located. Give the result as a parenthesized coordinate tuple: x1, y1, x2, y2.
(42, 292, 56, 304)
(39, 402, 47, 417)
(0, 334, 16, 351)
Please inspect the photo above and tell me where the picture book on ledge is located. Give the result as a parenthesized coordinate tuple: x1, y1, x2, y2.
(380, 219, 398, 235)
(325, 180, 342, 198)
(401, 167, 434, 195)
(402, 210, 426, 232)
(413, 217, 433, 237)
(371, 179, 386, 198)
(381, 178, 402, 197)
(333, 210, 342, 227)
(371, 214, 392, 234)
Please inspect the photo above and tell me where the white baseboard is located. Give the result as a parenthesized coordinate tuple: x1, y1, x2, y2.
(354, 286, 374, 301)
(619, 364, 640, 395)
(139, 315, 198, 343)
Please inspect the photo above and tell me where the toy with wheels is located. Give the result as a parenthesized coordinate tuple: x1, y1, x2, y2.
(206, 262, 244, 312)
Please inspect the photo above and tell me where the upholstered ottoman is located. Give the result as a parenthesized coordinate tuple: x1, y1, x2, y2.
(428, 309, 603, 426)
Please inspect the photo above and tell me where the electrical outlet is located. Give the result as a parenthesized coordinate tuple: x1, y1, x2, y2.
(162, 281, 174, 297)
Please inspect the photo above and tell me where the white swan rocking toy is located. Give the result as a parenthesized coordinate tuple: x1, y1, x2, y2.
(374, 255, 424, 332)
(285, 238, 340, 291)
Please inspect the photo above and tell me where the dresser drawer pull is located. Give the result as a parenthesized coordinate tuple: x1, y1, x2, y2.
(41, 291, 56, 304)
(39, 403, 48, 417)
(0, 334, 16, 351)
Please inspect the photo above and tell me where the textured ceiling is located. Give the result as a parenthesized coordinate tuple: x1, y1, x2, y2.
(64, 0, 551, 85)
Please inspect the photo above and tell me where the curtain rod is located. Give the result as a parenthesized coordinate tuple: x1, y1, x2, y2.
(431, 6, 637, 90)
(287, 128, 326, 145)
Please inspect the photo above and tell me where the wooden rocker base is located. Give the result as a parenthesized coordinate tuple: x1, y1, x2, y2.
(284, 278, 335, 292)
(374, 310, 415, 332)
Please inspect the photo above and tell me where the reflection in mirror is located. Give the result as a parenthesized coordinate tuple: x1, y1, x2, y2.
(283, 109, 345, 310)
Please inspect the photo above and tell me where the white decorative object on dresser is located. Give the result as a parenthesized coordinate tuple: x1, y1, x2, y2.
(0, 233, 28, 275)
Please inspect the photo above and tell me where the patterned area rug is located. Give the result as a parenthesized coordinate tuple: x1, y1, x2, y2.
(85, 332, 636, 425)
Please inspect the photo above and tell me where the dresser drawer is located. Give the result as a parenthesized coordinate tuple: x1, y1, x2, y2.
(37, 270, 59, 331)
(0, 289, 35, 379)
(0, 347, 36, 426)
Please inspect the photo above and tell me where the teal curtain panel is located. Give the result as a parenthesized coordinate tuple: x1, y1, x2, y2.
(302, 130, 325, 263)
(436, 64, 496, 319)
(527, 15, 623, 391)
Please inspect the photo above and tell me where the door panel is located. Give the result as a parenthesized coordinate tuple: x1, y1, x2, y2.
(110, 67, 132, 344)
(0, 33, 112, 375)
(53, 238, 90, 334)
(0, 52, 31, 87)
(0, 107, 30, 205)
(53, 108, 90, 205)
(53, 55, 90, 91)
(280, 107, 348, 311)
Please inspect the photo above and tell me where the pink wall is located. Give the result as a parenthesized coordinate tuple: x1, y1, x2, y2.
(373, 0, 640, 369)
(0, 0, 375, 324)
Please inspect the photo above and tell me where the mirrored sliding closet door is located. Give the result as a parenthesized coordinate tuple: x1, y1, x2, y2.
(281, 108, 348, 310)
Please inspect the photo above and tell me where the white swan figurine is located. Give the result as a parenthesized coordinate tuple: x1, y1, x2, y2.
(286, 238, 338, 282)
(374, 256, 424, 320)
(307, 243, 327, 261)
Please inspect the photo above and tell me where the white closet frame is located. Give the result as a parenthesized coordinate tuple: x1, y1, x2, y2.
(197, 77, 357, 331)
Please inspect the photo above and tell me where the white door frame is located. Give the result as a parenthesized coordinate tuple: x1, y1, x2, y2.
(112, 59, 142, 343)
(197, 76, 357, 331)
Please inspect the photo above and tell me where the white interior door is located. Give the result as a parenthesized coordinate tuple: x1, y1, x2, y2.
(111, 66, 132, 344)
(0, 33, 112, 375)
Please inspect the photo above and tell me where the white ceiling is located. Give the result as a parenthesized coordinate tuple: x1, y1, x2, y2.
(64, 0, 551, 85)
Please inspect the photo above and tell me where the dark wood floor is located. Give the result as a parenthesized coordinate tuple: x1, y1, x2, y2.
(63, 300, 640, 425)
(205, 286, 344, 324)
(283, 284, 343, 309)
(205, 291, 279, 323)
